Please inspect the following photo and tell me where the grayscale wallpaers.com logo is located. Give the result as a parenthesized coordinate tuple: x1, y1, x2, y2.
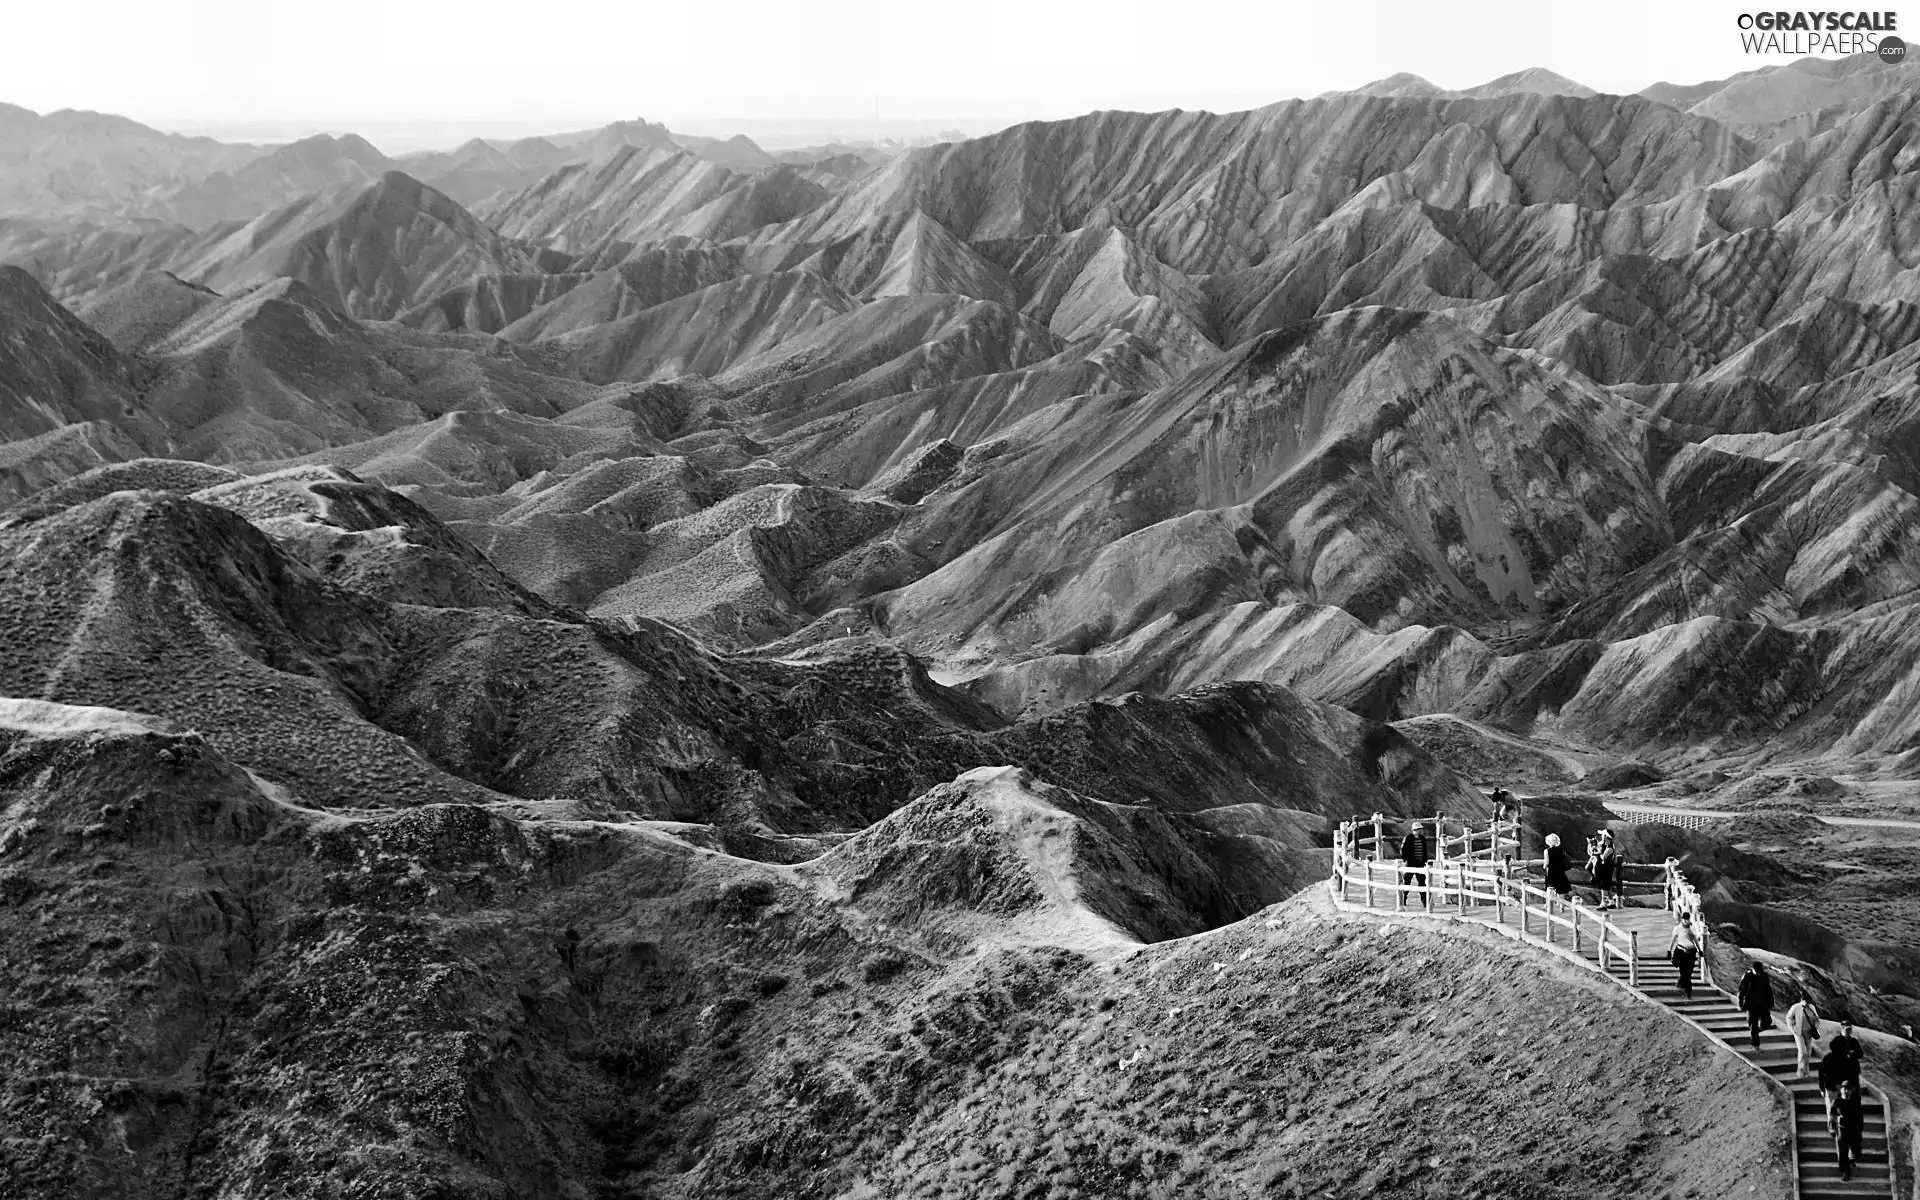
(1736, 10, 1903, 55)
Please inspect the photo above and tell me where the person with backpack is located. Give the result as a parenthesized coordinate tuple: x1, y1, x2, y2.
(1668, 912, 1701, 1000)
(1833, 1078, 1865, 1180)
(1399, 820, 1430, 907)
(1786, 996, 1821, 1078)
(1737, 963, 1775, 1051)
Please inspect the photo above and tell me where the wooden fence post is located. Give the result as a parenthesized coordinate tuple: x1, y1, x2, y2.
(1372, 815, 1385, 862)
(1629, 932, 1639, 989)
(1518, 887, 1528, 937)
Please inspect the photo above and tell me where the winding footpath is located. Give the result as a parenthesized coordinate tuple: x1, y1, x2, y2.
(1329, 869, 1896, 1199)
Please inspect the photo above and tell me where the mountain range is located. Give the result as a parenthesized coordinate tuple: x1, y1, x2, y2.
(5, 50, 1920, 1200)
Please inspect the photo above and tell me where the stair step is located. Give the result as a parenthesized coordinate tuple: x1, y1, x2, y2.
(1801, 1167, 1892, 1183)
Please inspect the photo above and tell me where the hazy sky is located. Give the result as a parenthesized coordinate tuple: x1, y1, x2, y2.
(4, 0, 1884, 142)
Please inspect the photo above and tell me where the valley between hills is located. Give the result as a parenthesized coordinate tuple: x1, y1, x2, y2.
(3, 51, 1920, 1200)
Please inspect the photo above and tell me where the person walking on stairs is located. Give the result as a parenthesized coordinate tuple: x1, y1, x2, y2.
(1399, 821, 1430, 907)
(1668, 912, 1700, 999)
(1737, 962, 1774, 1051)
(1817, 1048, 1848, 1135)
(1829, 1019, 1863, 1072)
(1786, 995, 1821, 1078)
(1833, 1078, 1865, 1181)
(1542, 833, 1572, 899)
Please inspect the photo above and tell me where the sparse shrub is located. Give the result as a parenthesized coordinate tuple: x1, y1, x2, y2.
(0, 869, 37, 907)
(594, 1025, 678, 1080)
(720, 878, 779, 912)
(861, 950, 913, 984)
(755, 973, 788, 997)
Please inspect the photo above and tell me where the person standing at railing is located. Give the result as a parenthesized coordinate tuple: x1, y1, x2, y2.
(1542, 833, 1571, 899)
(1736, 963, 1774, 1051)
(1399, 821, 1430, 906)
(1668, 912, 1700, 999)
(1599, 831, 1625, 909)
(1585, 830, 1621, 910)
(1785, 996, 1821, 1078)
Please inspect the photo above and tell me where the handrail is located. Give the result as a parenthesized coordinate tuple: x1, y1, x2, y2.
(1345, 811, 1521, 865)
(1332, 820, 1639, 987)
(1337, 842, 1899, 1200)
(1663, 857, 1710, 956)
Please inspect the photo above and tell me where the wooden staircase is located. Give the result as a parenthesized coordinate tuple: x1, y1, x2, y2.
(1328, 845, 1898, 1200)
(1592, 913, 1893, 1200)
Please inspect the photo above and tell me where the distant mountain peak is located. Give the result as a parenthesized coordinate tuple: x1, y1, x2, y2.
(1461, 67, 1597, 98)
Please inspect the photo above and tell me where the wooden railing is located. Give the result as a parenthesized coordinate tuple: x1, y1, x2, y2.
(1346, 812, 1521, 865)
(1663, 857, 1710, 959)
(1332, 822, 1640, 987)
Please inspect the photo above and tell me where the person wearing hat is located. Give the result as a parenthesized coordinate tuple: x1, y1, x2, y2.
(1586, 829, 1621, 909)
(1600, 829, 1626, 909)
(1398, 820, 1431, 907)
(1830, 1020, 1863, 1078)
(1542, 833, 1572, 899)
(1834, 1078, 1865, 1180)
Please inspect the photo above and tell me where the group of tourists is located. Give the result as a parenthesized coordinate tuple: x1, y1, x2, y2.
(1535, 828, 1624, 906)
(1368, 798, 1879, 1180)
(1386, 797, 1626, 910)
(1795, 994, 1871, 1181)
(1733, 965, 1870, 1180)
(1368, 797, 1879, 1183)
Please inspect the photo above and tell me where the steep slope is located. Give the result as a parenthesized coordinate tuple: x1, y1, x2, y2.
(0, 265, 157, 445)
(479, 145, 745, 252)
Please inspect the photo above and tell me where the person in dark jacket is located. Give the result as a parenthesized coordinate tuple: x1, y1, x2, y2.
(1399, 821, 1430, 906)
(1736, 963, 1774, 1050)
(1586, 832, 1620, 909)
(1542, 833, 1571, 898)
(1833, 1079, 1865, 1180)
(1817, 1049, 1848, 1134)
(1829, 1020, 1863, 1072)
